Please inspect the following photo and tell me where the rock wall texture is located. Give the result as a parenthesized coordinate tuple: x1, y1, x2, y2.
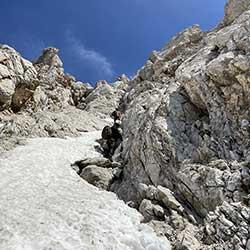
(111, 0, 250, 249)
(223, 0, 250, 25)
(0, 45, 38, 111)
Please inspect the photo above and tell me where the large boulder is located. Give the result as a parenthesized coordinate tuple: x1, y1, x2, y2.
(156, 186, 184, 212)
(80, 165, 113, 190)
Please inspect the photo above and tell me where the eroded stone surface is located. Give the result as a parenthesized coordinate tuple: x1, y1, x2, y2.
(111, 1, 250, 249)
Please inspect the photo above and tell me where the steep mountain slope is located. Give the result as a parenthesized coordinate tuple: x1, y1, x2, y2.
(0, 0, 250, 249)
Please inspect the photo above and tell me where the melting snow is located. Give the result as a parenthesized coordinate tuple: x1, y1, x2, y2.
(0, 131, 171, 250)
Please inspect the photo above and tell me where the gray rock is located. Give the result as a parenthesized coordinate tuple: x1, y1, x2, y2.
(0, 45, 38, 111)
(148, 220, 175, 239)
(138, 61, 154, 80)
(112, 167, 123, 179)
(139, 199, 155, 222)
(204, 202, 250, 248)
(223, 0, 250, 25)
(0, 106, 110, 153)
(246, 239, 250, 250)
(176, 224, 201, 250)
(139, 199, 165, 222)
(146, 185, 159, 200)
(153, 204, 165, 218)
(34, 47, 63, 68)
(85, 80, 125, 118)
(80, 165, 113, 190)
(0, 64, 9, 78)
(1, 1, 250, 249)
(138, 183, 148, 199)
(161, 24, 203, 60)
(0, 79, 15, 110)
(110, 2, 250, 249)
(75, 157, 112, 169)
(71, 81, 92, 108)
(157, 186, 184, 212)
(241, 167, 250, 189)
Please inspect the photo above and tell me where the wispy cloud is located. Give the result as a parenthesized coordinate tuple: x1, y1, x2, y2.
(66, 31, 114, 78)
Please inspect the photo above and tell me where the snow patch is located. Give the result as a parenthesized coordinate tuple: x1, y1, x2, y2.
(0, 131, 171, 250)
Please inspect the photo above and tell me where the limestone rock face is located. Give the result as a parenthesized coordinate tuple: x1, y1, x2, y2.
(0, 106, 110, 153)
(34, 47, 63, 68)
(111, 1, 250, 249)
(0, 45, 37, 111)
(70, 81, 92, 109)
(0, 79, 15, 109)
(175, 14, 250, 163)
(85, 79, 126, 119)
(161, 24, 203, 60)
(33, 47, 74, 111)
(156, 186, 183, 212)
(223, 0, 250, 25)
(204, 202, 250, 249)
(139, 199, 165, 222)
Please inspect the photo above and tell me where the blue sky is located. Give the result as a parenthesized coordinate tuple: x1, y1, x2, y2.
(0, 0, 226, 85)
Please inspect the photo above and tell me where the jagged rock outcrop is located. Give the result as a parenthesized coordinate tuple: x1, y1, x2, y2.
(70, 81, 92, 109)
(222, 0, 250, 25)
(85, 78, 127, 119)
(203, 201, 250, 249)
(0, 46, 125, 153)
(33, 47, 80, 111)
(111, 0, 250, 249)
(0, 45, 38, 111)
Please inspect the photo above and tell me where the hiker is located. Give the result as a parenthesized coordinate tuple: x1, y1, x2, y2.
(104, 120, 123, 158)
(101, 120, 123, 159)
(111, 108, 122, 123)
(111, 120, 122, 141)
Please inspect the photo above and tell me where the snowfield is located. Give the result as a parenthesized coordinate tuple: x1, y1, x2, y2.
(0, 131, 171, 250)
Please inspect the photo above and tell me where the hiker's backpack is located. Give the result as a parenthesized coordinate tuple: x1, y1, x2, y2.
(101, 125, 113, 140)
